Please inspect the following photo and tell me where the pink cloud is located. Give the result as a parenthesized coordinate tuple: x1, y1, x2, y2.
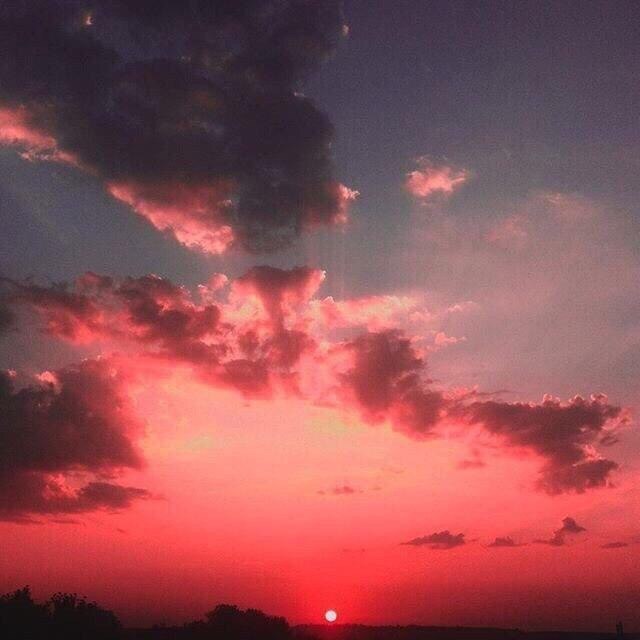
(486, 215, 529, 248)
(3, 268, 629, 494)
(0, 107, 77, 165)
(405, 157, 469, 200)
(107, 181, 236, 254)
(234, 266, 326, 328)
(309, 294, 424, 332)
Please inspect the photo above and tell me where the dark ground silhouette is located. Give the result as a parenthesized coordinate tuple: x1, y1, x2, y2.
(1, 587, 637, 640)
(0, 587, 121, 639)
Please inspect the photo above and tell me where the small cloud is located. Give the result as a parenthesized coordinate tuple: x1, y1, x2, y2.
(600, 541, 628, 549)
(51, 518, 83, 526)
(535, 517, 586, 546)
(318, 485, 361, 496)
(0, 515, 44, 526)
(487, 536, 525, 548)
(561, 517, 586, 534)
(402, 530, 465, 550)
(431, 331, 466, 350)
(405, 157, 469, 201)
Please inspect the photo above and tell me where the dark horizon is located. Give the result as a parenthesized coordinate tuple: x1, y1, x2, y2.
(2, 587, 638, 637)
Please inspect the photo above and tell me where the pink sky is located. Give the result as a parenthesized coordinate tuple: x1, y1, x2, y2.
(1, 1, 639, 632)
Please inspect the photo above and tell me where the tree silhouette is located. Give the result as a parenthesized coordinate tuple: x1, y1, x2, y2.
(180, 604, 292, 640)
(0, 587, 48, 639)
(0, 587, 122, 639)
(47, 592, 122, 640)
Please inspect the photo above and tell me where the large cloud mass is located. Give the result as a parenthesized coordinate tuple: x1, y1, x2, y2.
(0, 360, 150, 521)
(3, 267, 628, 496)
(0, 0, 355, 253)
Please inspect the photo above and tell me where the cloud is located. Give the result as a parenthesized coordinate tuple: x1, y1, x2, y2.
(0, 1, 355, 254)
(234, 266, 326, 328)
(0, 300, 15, 335)
(317, 485, 361, 496)
(485, 215, 529, 248)
(5, 268, 629, 494)
(561, 517, 587, 534)
(3, 278, 104, 342)
(600, 541, 629, 549)
(309, 294, 425, 332)
(535, 517, 586, 546)
(402, 531, 466, 550)
(74, 482, 151, 511)
(459, 396, 624, 494)
(405, 157, 469, 201)
(487, 536, 525, 548)
(339, 330, 447, 438)
(0, 360, 150, 520)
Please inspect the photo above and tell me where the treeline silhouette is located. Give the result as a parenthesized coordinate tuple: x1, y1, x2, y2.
(0, 587, 298, 640)
(2, 587, 636, 640)
(0, 587, 121, 639)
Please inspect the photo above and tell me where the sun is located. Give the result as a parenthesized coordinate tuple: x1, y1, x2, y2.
(325, 609, 338, 623)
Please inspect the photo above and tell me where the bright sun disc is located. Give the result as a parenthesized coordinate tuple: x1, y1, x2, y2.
(325, 610, 337, 623)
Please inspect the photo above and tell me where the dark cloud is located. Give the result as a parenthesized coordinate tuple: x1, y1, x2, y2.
(341, 330, 446, 438)
(539, 458, 619, 495)
(487, 536, 525, 548)
(460, 396, 624, 494)
(535, 517, 586, 546)
(3, 278, 102, 342)
(0, 360, 150, 520)
(234, 266, 321, 369)
(561, 517, 587, 534)
(402, 531, 466, 550)
(109, 273, 222, 350)
(75, 481, 151, 510)
(0, 0, 354, 254)
(600, 541, 628, 549)
(341, 333, 625, 492)
(235, 266, 324, 327)
(0, 301, 15, 336)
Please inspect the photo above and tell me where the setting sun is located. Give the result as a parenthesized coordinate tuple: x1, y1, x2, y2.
(325, 610, 338, 623)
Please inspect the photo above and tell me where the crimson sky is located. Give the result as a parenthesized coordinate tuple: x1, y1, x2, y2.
(1, 0, 639, 631)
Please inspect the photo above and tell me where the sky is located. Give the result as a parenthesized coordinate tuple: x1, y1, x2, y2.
(0, 0, 639, 631)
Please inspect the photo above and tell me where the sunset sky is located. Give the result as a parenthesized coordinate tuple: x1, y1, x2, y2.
(1, 0, 639, 631)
